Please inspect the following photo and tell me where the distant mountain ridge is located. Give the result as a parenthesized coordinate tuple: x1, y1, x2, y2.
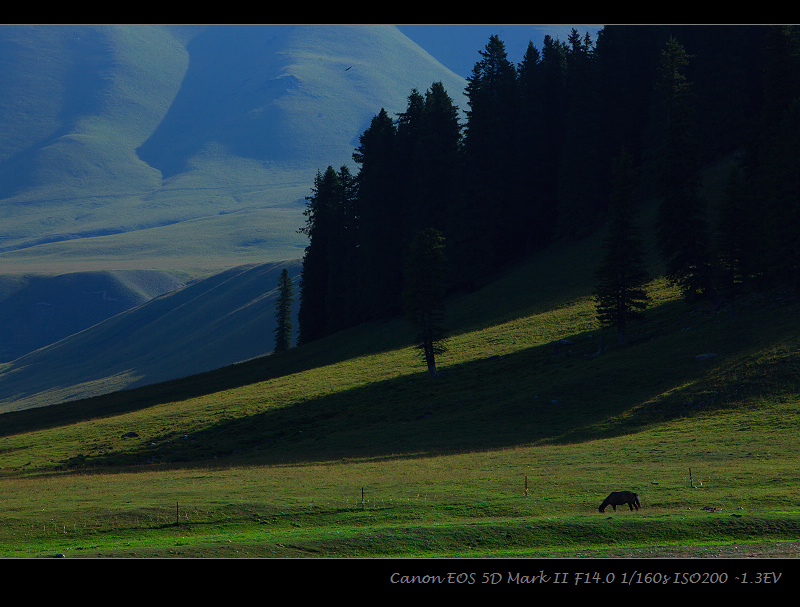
(0, 269, 185, 362)
(0, 259, 302, 413)
(0, 24, 469, 272)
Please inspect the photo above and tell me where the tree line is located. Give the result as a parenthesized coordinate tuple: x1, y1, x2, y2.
(282, 25, 800, 362)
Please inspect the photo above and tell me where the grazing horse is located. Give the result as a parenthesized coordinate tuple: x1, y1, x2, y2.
(599, 491, 641, 513)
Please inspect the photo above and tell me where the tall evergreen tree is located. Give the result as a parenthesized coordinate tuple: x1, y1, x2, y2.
(297, 166, 349, 344)
(395, 83, 463, 288)
(462, 35, 519, 268)
(523, 35, 567, 250)
(395, 88, 426, 239)
(653, 37, 715, 301)
(593, 26, 662, 174)
(515, 41, 553, 252)
(273, 268, 294, 352)
(594, 148, 650, 344)
(557, 29, 602, 239)
(748, 26, 800, 290)
(324, 165, 360, 332)
(353, 108, 403, 320)
(403, 228, 447, 377)
(418, 82, 463, 237)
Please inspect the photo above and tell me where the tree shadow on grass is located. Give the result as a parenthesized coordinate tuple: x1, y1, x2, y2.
(0, 313, 418, 439)
(8, 290, 785, 472)
(79, 322, 746, 470)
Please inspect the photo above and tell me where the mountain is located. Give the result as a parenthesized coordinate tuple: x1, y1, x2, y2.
(0, 269, 185, 362)
(0, 259, 302, 413)
(0, 23, 470, 398)
(0, 23, 601, 412)
(0, 24, 468, 273)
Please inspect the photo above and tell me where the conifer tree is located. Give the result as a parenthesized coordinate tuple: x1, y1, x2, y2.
(324, 165, 360, 332)
(557, 29, 602, 239)
(395, 88, 428, 240)
(297, 166, 344, 344)
(594, 148, 650, 344)
(353, 109, 403, 320)
(515, 41, 552, 252)
(403, 228, 447, 377)
(463, 35, 519, 267)
(518, 35, 567, 252)
(653, 37, 715, 301)
(273, 268, 294, 352)
(396, 83, 462, 272)
(749, 26, 800, 290)
(418, 82, 462, 237)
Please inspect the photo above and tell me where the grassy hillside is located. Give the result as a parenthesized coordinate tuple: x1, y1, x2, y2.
(0, 195, 798, 559)
(0, 259, 302, 413)
(0, 24, 468, 273)
(0, 268, 185, 362)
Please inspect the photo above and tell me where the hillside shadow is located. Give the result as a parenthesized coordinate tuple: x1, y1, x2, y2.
(0, 312, 412, 439)
(80, 311, 739, 469)
(11, 284, 786, 472)
(0, 266, 674, 447)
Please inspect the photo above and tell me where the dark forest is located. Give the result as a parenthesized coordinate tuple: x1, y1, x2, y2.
(296, 25, 800, 348)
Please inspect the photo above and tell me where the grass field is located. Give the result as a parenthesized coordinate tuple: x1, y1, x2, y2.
(0, 228, 799, 562)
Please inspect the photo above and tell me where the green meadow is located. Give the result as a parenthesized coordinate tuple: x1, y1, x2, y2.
(0, 220, 798, 559)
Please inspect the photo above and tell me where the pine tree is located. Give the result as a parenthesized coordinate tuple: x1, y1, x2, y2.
(463, 35, 519, 266)
(594, 148, 650, 344)
(296, 164, 361, 344)
(517, 35, 567, 252)
(297, 166, 342, 344)
(557, 29, 602, 240)
(418, 82, 462, 237)
(749, 26, 800, 290)
(403, 228, 447, 377)
(653, 37, 715, 301)
(273, 268, 294, 353)
(323, 165, 359, 332)
(515, 41, 552, 252)
(353, 108, 403, 320)
(395, 88, 426, 234)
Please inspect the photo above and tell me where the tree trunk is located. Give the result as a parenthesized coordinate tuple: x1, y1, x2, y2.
(424, 342, 437, 377)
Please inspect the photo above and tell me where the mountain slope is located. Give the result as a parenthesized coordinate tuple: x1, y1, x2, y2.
(0, 269, 185, 362)
(0, 24, 468, 272)
(0, 259, 302, 413)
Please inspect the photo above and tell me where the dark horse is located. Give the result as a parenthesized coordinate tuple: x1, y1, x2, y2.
(599, 491, 641, 513)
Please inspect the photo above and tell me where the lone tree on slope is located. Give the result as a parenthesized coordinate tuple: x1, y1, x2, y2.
(273, 268, 294, 353)
(403, 228, 448, 377)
